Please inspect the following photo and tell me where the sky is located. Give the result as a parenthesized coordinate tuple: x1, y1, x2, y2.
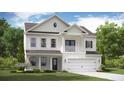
(0, 12, 124, 32)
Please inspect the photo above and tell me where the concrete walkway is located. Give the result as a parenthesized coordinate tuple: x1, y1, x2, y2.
(71, 72, 124, 81)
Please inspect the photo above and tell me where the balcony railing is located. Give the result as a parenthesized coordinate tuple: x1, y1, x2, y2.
(65, 46, 75, 52)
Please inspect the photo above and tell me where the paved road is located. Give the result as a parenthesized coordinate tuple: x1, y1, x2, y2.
(71, 72, 124, 81)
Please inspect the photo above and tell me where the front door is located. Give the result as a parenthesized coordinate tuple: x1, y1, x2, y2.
(52, 58, 58, 70)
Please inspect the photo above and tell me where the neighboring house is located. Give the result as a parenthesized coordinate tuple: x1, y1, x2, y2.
(24, 15, 102, 72)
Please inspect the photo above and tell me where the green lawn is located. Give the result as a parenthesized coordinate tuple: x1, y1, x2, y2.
(0, 70, 109, 81)
(105, 68, 124, 75)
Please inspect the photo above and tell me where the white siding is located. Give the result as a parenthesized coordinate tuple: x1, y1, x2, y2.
(65, 26, 82, 35)
(84, 36, 96, 51)
(25, 34, 62, 51)
(24, 16, 102, 72)
(63, 35, 83, 52)
(85, 54, 102, 70)
(32, 17, 68, 32)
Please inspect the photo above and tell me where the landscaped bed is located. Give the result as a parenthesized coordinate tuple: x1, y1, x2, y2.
(0, 70, 109, 81)
(104, 68, 124, 75)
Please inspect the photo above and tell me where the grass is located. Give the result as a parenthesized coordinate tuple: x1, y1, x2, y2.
(0, 70, 109, 81)
(105, 68, 124, 75)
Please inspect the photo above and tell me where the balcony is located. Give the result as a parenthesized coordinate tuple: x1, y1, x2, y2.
(65, 46, 75, 52)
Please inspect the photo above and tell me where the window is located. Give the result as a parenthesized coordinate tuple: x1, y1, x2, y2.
(65, 40, 75, 52)
(65, 40, 75, 46)
(30, 38, 36, 47)
(29, 56, 38, 66)
(41, 57, 47, 66)
(41, 38, 46, 47)
(51, 39, 56, 48)
(85, 40, 93, 48)
(53, 22, 57, 28)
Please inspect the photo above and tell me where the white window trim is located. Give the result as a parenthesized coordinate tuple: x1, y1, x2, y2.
(30, 37, 36, 47)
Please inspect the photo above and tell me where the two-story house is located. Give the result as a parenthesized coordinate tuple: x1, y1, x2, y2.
(24, 15, 102, 72)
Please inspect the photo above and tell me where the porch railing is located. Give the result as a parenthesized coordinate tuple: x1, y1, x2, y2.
(65, 46, 75, 52)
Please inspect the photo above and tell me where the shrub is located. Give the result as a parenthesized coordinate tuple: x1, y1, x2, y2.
(105, 57, 124, 69)
(44, 70, 56, 73)
(16, 69, 24, 73)
(10, 70, 16, 73)
(117, 57, 124, 69)
(100, 64, 111, 72)
(33, 69, 41, 73)
(0, 57, 18, 69)
(15, 63, 29, 71)
(101, 64, 106, 71)
(0, 57, 5, 69)
(62, 70, 68, 73)
(10, 70, 24, 73)
(24, 70, 33, 73)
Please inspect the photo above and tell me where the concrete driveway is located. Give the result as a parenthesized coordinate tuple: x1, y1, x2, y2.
(71, 72, 124, 81)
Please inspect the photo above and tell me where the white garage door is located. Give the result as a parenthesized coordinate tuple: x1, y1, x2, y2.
(66, 59, 97, 72)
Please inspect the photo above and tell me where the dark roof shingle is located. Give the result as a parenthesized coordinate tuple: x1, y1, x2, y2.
(24, 23, 37, 31)
(86, 51, 100, 54)
(80, 26, 96, 35)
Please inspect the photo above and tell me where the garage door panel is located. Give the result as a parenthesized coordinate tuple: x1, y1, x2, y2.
(67, 63, 96, 66)
(66, 66, 96, 69)
(65, 58, 97, 72)
(67, 68, 96, 72)
(67, 63, 96, 65)
(68, 61, 95, 63)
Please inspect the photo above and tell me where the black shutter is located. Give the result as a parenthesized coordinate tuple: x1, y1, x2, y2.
(85, 41, 87, 48)
(91, 41, 92, 48)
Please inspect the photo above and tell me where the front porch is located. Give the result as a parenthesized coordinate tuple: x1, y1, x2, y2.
(26, 50, 62, 71)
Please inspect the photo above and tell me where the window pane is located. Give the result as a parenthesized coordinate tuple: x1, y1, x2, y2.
(65, 40, 75, 46)
(41, 38, 46, 47)
(41, 57, 47, 66)
(53, 22, 57, 28)
(29, 56, 38, 66)
(85, 40, 93, 48)
(65, 40, 69, 46)
(51, 39, 56, 47)
(31, 38, 36, 47)
(70, 40, 75, 46)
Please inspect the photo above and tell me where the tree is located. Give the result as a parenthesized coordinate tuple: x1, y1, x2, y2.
(0, 18, 24, 63)
(96, 21, 124, 66)
(3, 27, 24, 59)
(17, 28, 24, 62)
(0, 18, 10, 56)
(96, 21, 120, 64)
(118, 23, 124, 56)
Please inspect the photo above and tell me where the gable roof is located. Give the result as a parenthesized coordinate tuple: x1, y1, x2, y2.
(24, 23, 37, 31)
(24, 15, 96, 35)
(63, 24, 86, 33)
(63, 24, 96, 35)
(80, 26, 96, 35)
(26, 15, 70, 31)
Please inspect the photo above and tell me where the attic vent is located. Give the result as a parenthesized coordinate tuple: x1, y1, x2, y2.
(53, 22, 57, 28)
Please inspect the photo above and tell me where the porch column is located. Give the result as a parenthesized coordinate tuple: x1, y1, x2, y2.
(61, 35, 65, 70)
(26, 55, 30, 64)
(61, 55, 65, 71)
(39, 57, 41, 70)
(50, 57, 52, 70)
(61, 35, 65, 52)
